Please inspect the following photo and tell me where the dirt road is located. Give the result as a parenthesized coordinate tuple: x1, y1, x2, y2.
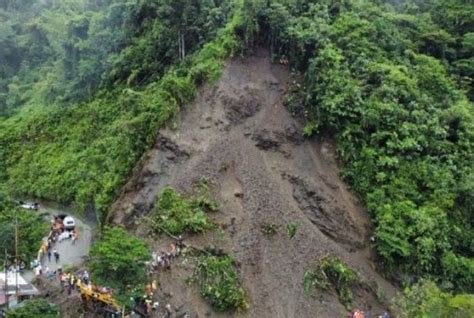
(112, 49, 397, 318)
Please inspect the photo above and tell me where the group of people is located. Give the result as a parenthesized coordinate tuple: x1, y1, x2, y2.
(57, 270, 93, 296)
(46, 249, 60, 264)
(50, 217, 78, 244)
(351, 309, 390, 318)
(149, 236, 185, 273)
(6, 261, 26, 273)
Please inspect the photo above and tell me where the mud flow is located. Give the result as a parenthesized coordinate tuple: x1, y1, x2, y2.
(111, 49, 396, 318)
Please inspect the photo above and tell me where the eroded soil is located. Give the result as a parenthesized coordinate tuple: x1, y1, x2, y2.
(111, 49, 397, 318)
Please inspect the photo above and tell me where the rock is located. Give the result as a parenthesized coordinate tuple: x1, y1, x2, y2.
(252, 129, 280, 151)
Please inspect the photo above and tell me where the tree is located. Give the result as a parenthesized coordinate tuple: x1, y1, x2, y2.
(0, 192, 49, 266)
(6, 298, 59, 318)
(394, 279, 474, 318)
(88, 227, 149, 292)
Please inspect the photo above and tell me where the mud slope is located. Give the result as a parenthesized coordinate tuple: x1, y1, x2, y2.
(112, 49, 397, 317)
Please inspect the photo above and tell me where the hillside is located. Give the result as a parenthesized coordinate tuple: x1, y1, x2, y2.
(0, 0, 473, 317)
(111, 49, 397, 317)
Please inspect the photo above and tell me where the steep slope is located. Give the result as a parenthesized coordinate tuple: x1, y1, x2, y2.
(112, 49, 396, 317)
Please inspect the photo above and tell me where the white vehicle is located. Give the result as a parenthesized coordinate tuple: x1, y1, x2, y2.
(63, 216, 76, 230)
(21, 202, 39, 210)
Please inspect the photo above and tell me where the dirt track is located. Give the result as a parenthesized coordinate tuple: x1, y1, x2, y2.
(112, 49, 397, 318)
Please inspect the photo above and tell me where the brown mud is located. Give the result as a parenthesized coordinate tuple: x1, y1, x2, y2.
(111, 49, 397, 318)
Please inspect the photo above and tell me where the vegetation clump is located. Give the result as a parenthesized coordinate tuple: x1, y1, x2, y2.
(150, 186, 217, 235)
(394, 279, 474, 318)
(6, 298, 59, 318)
(88, 227, 150, 293)
(0, 0, 249, 225)
(286, 221, 298, 239)
(303, 256, 360, 309)
(0, 192, 48, 265)
(256, 0, 474, 291)
(193, 254, 248, 311)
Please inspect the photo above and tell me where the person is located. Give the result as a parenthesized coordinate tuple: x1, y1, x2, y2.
(169, 244, 177, 258)
(160, 252, 167, 269)
(76, 276, 82, 290)
(66, 282, 72, 295)
(145, 299, 152, 315)
(177, 235, 183, 247)
(352, 309, 364, 318)
(177, 235, 184, 255)
(82, 270, 89, 285)
(164, 304, 172, 318)
(71, 231, 77, 245)
(47, 250, 52, 262)
(35, 264, 42, 276)
(53, 250, 60, 263)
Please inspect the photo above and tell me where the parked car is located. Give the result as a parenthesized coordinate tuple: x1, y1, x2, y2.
(21, 202, 39, 211)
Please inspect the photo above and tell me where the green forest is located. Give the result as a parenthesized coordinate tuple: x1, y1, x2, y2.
(0, 0, 473, 316)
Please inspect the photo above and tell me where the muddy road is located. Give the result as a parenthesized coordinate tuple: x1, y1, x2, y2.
(112, 49, 397, 318)
(38, 202, 94, 273)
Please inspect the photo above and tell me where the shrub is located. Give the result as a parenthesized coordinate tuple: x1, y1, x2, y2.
(303, 256, 359, 309)
(193, 255, 248, 311)
(6, 298, 59, 318)
(394, 279, 474, 318)
(150, 187, 215, 235)
(88, 227, 149, 292)
(286, 222, 298, 239)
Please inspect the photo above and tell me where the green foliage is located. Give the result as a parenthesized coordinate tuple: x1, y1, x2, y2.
(0, 0, 236, 115)
(0, 192, 48, 266)
(6, 298, 59, 318)
(193, 255, 248, 311)
(286, 222, 298, 239)
(0, 1, 246, 225)
(88, 227, 149, 292)
(394, 279, 474, 318)
(193, 179, 220, 213)
(150, 187, 215, 235)
(303, 256, 359, 309)
(257, 0, 474, 291)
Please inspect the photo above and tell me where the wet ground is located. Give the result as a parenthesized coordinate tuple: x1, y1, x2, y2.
(37, 202, 94, 272)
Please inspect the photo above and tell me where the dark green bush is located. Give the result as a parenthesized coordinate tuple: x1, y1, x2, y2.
(193, 255, 248, 311)
(150, 186, 216, 235)
(88, 227, 150, 292)
(6, 298, 59, 318)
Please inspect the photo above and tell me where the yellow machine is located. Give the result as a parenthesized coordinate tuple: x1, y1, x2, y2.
(73, 276, 122, 316)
